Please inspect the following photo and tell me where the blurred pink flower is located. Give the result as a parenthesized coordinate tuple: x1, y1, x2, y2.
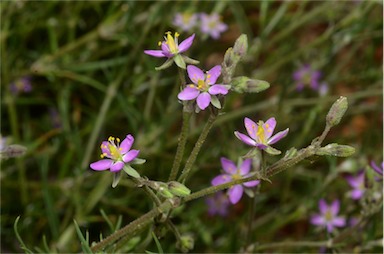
(205, 192, 231, 217)
(199, 13, 228, 39)
(293, 65, 322, 91)
(310, 199, 346, 233)
(173, 13, 199, 32)
(346, 171, 365, 200)
(10, 76, 32, 95)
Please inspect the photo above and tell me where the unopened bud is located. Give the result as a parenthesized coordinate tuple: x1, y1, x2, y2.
(232, 76, 270, 93)
(326, 96, 348, 127)
(158, 184, 174, 199)
(316, 143, 355, 157)
(177, 234, 194, 253)
(233, 34, 248, 59)
(167, 181, 191, 197)
(223, 47, 235, 67)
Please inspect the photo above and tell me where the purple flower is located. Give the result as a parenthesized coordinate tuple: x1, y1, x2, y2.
(173, 13, 198, 32)
(293, 64, 322, 91)
(211, 157, 260, 204)
(49, 108, 62, 129)
(310, 199, 346, 233)
(346, 171, 365, 200)
(370, 160, 383, 181)
(177, 65, 229, 111)
(234, 117, 289, 153)
(200, 13, 228, 40)
(10, 76, 32, 95)
(90, 135, 140, 172)
(205, 191, 231, 217)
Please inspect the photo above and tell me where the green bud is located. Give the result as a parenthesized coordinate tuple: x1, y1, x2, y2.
(158, 184, 174, 199)
(231, 76, 270, 93)
(326, 96, 348, 127)
(223, 47, 235, 67)
(233, 34, 248, 59)
(167, 181, 191, 197)
(316, 143, 355, 157)
(177, 234, 194, 253)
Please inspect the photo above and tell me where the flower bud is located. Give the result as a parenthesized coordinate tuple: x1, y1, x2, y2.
(326, 96, 348, 127)
(158, 184, 174, 199)
(316, 143, 355, 157)
(231, 76, 270, 93)
(177, 234, 194, 253)
(233, 34, 248, 59)
(167, 181, 191, 197)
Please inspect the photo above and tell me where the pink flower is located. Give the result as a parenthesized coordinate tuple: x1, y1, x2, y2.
(293, 64, 322, 91)
(310, 199, 346, 233)
(90, 135, 140, 172)
(370, 160, 383, 181)
(173, 13, 199, 32)
(200, 13, 228, 40)
(177, 65, 229, 111)
(205, 192, 231, 217)
(346, 171, 365, 200)
(211, 157, 260, 204)
(234, 117, 289, 154)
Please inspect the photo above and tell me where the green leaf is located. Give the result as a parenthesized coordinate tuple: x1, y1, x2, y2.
(264, 146, 281, 155)
(123, 165, 140, 178)
(152, 231, 164, 254)
(210, 96, 221, 109)
(13, 216, 34, 254)
(73, 220, 93, 253)
(112, 171, 122, 188)
(173, 54, 186, 69)
(132, 158, 146, 165)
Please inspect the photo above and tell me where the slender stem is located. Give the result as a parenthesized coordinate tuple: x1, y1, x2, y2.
(178, 113, 217, 183)
(166, 219, 183, 244)
(168, 111, 192, 181)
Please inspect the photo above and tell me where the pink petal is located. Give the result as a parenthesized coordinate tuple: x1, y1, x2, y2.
(326, 223, 334, 233)
(123, 149, 140, 163)
(228, 185, 243, 204)
(206, 65, 221, 85)
(239, 159, 252, 175)
(144, 50, 166, 58)
(187, 65, 204, 84)
(178, 34, 195, 53)
(332, 217, 346, 227)
(220, 157, 237, 174)
(178, 86, 200, 100)
(243, 180, 260, 187)
(330, 200, 340, 215)
(208, 85, 228, 95)
(234, 131, 257, 146)
(110, 161, 124, 172)
(263, 117, 276, 139)
(268, 128, 289, 145)
(101, 141, 111, 156)
(319, 199, 328, 214)
(196, 92, 211, 110)
(244, 117, 257, 140)
(350, 189, 364, 200)
(310, 214, 325, 226)
(90, 159, 113, 171)
(211, 174, 232, 186)
(120, 134, 134, 154)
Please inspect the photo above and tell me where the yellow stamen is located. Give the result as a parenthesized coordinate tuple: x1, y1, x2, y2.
(257, 125, 266, 143)
(166, 32, 178, 54)
(158, 41, 162, 46)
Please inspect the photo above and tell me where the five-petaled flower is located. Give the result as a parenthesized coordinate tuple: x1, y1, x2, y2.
(200, 13, 228, 40)
(346, 171, 365, 200)
(234, 117, 289, 154)
(310, 199, 346, 233)
(177, 65, 229, 111)
(144, 32, 196, 69)
(10, 76, 32, 95)
(90, 134, 140, 172)
(211, 157, 260, 204)
(173, 13, 199, 32)
(293, 64, 322, 91)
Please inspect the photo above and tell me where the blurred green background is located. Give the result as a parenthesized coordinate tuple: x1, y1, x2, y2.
(1, 1, 382, 253)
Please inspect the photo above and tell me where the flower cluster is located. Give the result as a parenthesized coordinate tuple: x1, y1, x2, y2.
(293, 64, 328, 95)
(173, 12, 228, 39)
(211, 157, 260, 204)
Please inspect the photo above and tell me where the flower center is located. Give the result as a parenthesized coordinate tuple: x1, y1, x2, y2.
(256, 125, 266, 144)
(197, 79, 208, 91)
(232, 172, 242, 180)
(324, 210, 333, 222)
(165, 31, 179, 54)
(101, 136, 123, 160)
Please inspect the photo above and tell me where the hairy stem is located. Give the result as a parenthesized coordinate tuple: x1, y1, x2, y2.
(178, 113, 217, 183)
